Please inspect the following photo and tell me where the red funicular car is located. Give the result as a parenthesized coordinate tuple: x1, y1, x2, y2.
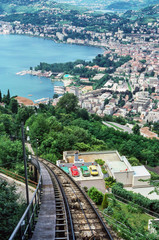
(71, 165, 79, 177)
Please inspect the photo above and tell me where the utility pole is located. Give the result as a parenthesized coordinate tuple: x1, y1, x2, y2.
(21, 123, 30, 206)
(21, 123, 31, 236)
(36, 139, 38, 162)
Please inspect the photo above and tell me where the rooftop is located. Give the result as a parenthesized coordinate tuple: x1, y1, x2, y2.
(132, 166, 151, 177)
(15, 96, 35, 106)
(107, 161, 128, 172)
(64, 150, 121, 163)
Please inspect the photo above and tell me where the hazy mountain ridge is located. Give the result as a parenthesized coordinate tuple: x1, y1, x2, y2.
(0, 0, 40, 5)
(123, 4, 159, 22)
(0, 0, 158, 15)
(54, 0, 159, 11)
(107, 0, 159, 10)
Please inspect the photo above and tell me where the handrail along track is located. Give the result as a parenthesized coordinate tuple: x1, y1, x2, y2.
(9, 158, 42, 240)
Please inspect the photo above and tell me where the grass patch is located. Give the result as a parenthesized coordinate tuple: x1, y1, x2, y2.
(127, 81, 132, 91)
(97, 194, 156, 239)
(107, 122, 123, 131)
(114, 200, 152, 230)
(99, 194, 154, 238)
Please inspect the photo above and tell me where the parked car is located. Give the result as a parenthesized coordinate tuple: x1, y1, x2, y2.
(80, 166, 90, 177)
(89, 165, 98, 176)
(61, 166, 70, 175)
(71, 166, 79, 177)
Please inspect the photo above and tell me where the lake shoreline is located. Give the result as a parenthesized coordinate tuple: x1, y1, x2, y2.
(16, 70, 72, 88)
(10, 33, 106, 52)
(0, 34, 103, 101)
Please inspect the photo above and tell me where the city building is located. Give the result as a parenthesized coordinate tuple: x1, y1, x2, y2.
(62, 150, 151, 188)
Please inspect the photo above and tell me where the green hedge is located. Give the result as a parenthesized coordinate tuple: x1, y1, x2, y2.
(112, 184, 159, 215)
(88, 187, 103, 205)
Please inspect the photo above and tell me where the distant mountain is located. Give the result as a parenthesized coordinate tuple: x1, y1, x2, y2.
(0, 0, 39, 4)
(55, 0, 159, 11)
(0, 0, 158, 12)
(123, 4, 159, 22)
(0, 0, 41, 14)
(107, 0, 159, 10)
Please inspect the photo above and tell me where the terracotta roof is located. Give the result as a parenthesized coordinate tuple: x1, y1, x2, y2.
(140, 127, 159, 140)
(15, 96, 35, 106)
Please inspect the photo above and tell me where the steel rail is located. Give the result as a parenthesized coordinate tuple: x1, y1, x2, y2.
(68, 182, 95, 238)
(43, 162, 75, 240)
(38, 157, 114, 240)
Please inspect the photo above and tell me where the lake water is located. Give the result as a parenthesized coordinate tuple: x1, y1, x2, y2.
(0, 35, 103, 101)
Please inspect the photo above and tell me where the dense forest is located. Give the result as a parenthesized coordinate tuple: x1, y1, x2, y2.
(0, 91, 159, 172)
(0, 91, 159, 239)
(0, 180, 25, 239)
(34, 54, 131, 89)
(35, 54, 131, 73)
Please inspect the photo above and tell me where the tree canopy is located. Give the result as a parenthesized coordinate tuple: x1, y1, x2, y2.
(56, 93, 78, 114)
(0, 180, 25, 240)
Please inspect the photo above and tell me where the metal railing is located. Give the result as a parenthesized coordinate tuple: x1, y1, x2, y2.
(9, 159, 42, 240)
(0, 167, 37, 188)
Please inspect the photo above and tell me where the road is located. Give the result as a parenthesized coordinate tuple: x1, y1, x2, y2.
(0, 173, 34, 202)
(103, 121, 133, 134)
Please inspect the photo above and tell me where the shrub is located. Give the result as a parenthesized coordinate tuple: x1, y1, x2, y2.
(102, 169, 108, 174)
(101, 166, 107, 174)
(83, 186, 88, 193)
(149, 171, 159, 180)
(95, 159, 105, 166)
(127, 203, 139, 213)
(88, 187, 103, 205)
(105, 176, 116, 188)
(110, 195, 121, 210)
(102, 194, 109, 209)
(115, 182, 124, 188)
(103, 206, 114, 215)
(128, 157, 141, 166)
(112, 183, 159, 215)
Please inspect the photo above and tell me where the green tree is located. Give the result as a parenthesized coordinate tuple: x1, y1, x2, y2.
(27, 114, 49, 145)
(153, 122, 159, 134)
(9, 98, 18, 114)
(3, 89, 11, 105)
(0, 136, 23, 170)
(56, 93, 78, 113)
(132, 124, 140, 135)
(53, 93, 59, 99)
(0, 180, 25, 240)
(76, 108, 89, 120)
(16, 106, 35, 124)
(104, 98, 109, 106)
(128, 157, 141, 166)
(0, 114, 15, 135)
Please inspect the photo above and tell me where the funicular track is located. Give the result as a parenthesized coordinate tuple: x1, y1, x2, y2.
(37, 157, 116, 240)
(44, 163, 75, 240)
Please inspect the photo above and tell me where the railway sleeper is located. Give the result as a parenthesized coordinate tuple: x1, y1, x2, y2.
(71, 209, 96, 215)
(72, 213, 97, 218)
(73, 219, 105, 224)
(74, 224, 103, 231)
(64, 188, 81, 194)
(75, 229, 105, 239)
